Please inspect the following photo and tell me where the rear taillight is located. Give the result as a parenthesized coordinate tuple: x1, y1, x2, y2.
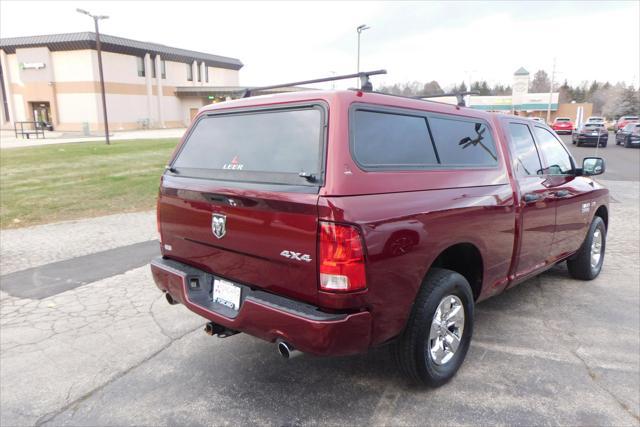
(156, 196, 161, 238)
(318, 221, 367, 292)
(156, 182, 162, 240)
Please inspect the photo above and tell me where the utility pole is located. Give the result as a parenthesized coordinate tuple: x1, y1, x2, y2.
(464, 69, 476, 107)
(356, 24, 370, 85)
(77, 8, 110, 144)
(546, 57, 556, 124)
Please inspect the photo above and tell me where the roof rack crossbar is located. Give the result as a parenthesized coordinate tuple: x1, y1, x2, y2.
(416, 91, 480, 107)
(242, 69, 387, 97)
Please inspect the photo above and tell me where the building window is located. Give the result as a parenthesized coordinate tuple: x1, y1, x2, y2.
(136, 57, 145, 77)
(161, 60, 166, 79)
(205, 66, 209, 83)
(150, 57, 157, 78)
(187, 63, 193, 81)
(197, 62, 201, 82)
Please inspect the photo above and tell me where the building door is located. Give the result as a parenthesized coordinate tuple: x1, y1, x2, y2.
(190, 108, 199, 122)
(31, 102, 51, 124)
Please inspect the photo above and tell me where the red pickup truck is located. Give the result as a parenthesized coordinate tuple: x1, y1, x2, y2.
(151, 88, 608, 387)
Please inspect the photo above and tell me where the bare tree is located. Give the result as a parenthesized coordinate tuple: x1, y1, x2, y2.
(529, 70, 551, 93)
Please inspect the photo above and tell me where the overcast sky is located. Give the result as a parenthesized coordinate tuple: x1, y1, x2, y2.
(1, 1, 638, 90)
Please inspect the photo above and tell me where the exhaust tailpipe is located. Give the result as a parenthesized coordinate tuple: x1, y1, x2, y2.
(204, 322, 218, 336)
(204, 322, 239, 338)
(165, 292, 179, 305)
(276, 339, 301, 359)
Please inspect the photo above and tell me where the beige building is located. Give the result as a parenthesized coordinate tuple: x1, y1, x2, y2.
(0, 32, 242, 132)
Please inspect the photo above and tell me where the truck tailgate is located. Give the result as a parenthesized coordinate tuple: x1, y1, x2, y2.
(159, 175, 320, 305)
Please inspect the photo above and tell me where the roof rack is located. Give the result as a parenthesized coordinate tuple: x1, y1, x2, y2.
(242, 69, 387, 98)
(416, 91, 480, 107)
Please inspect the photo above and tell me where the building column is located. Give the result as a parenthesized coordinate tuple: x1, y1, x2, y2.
(192, 61, 197, 86)
(199, 62, 206, 86)
(0, 49, 16, 127)
(155, 55, 165, 128)
(46, 48, 60, 126)
(144, 53, 153, 125)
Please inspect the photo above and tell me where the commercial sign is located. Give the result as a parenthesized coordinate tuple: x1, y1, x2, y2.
(20, 62, 46, 70)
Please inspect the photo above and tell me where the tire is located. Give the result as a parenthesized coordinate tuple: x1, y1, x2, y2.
(567, 216, 606, 280)
(600, 140, 607, 147)
(392, 268, 474, 387)
(576, 140, 582, 147)
(624, 137, 631, 148)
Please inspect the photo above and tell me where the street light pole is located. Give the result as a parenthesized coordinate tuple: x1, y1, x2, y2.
(77, 8, 110, 145)
(546, 57, 556, 124)
(356, 24, 370, 84)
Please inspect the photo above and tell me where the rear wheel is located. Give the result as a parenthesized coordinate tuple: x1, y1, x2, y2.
(624, 136, 631, 148)
(567, 216, 606, 280)
(392, 268, 474, 387)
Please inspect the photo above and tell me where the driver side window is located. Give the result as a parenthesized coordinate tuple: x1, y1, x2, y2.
(533, 127, 573, 175)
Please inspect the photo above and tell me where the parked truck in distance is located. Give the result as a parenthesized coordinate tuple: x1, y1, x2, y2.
(151, 87, 609, 387)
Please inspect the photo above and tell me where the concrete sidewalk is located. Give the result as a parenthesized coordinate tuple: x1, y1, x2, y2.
(0, 128, 185, 149)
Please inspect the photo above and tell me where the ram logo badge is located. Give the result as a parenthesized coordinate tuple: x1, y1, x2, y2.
(280, 250, 312, 262)
(211, 214, 227, 239)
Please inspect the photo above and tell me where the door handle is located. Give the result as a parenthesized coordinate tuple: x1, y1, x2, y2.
(554, 190, 570, 198)
(523, 193, 543, 203)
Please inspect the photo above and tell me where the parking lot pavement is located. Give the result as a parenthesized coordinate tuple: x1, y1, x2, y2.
(560, 133, 640, 182)
(1, 180, 638, 426)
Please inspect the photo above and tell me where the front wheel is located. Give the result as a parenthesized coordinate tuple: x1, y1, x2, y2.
(392, 268, 474, 387)
(567, 216, 606, 280)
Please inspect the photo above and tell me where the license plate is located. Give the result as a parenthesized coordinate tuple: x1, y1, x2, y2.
(213, 279, 241, 310)
(591, 132, 598, 135)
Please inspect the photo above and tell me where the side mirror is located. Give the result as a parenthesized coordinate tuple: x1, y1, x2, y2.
(582, 157, 605, 176)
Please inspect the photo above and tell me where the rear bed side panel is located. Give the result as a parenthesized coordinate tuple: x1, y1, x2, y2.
(319, 185, 515, 346)
(319, 94, 517, 345)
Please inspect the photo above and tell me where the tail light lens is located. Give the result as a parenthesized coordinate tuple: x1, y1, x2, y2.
(318, 221, 366, 292)
(156, 180, 162, 240)
(156, 196, 161, 239)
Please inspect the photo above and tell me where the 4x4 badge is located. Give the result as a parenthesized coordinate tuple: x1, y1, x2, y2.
(211, 213, 226, 239)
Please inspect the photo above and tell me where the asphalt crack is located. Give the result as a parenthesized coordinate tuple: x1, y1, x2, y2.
(533, 275, 639, 422)
(34, 323, 203, 426)
(572, 348, 640, 422)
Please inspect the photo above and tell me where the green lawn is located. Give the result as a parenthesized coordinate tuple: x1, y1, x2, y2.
(0, 138, 179, 229)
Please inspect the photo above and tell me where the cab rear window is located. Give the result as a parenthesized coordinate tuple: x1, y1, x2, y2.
(171, 106, 325, 185)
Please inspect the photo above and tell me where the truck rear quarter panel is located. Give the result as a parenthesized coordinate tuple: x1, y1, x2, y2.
(319, 93, 517, 346)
